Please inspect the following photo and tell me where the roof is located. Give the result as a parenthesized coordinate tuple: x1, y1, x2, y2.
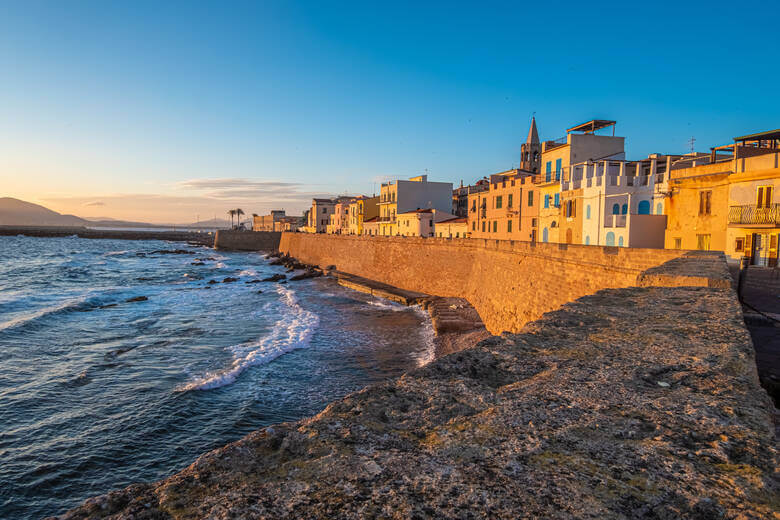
(312, 198, 335, 203)
(363, 216, 379, 223)
(399, 208, 433, 215)
(438, 217, 467, 224)
(567, 120, 616, 134)
(526, 117, 539, 144)
(733, 128, 780, 142)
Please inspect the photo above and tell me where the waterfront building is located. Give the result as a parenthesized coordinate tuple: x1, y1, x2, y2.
(347, 195, 380, 235)
(378, 175, 453, 236)
(396, 208, 458, 237)
(724, 129, 779, 265)
(536, 120, 625, 243)
(253, 210, 286, 232)
(436, 216, 468, 238)
(560, 153, 683, 247)
(275, 216, 304, 232)
(467, 169, 538, 241)
(452, 178, 489, 218)
(326, 200, 352, 234)
(362, 216, 380, 236)
(307, 198, 336, 233)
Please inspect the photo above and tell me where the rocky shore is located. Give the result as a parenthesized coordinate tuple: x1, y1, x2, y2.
(52, 253, 778, 519)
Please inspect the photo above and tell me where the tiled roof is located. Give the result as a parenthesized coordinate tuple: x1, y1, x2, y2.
(438, 217, 467, 224)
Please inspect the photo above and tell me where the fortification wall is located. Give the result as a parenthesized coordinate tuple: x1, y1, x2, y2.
(280, 233, 725, 334)
(214, 230, 281, 251)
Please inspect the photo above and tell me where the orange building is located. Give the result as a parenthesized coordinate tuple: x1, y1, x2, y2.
(467, 170, 538, 241)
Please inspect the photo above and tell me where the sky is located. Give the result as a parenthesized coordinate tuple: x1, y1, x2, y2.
(1, 1, 779, 223)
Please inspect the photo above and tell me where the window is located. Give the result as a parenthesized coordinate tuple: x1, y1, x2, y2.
(554, 193, 560, 208)
(612, 203, 620, 215)
(528, 191, 534, 206)
(656, 203, 663, 215)
(482, 221, 485, 232)
(674, 237, 682, 249)
(546, 161, 552, 181)
(757, 186, 773, 208)
(618, 236, 624, 247)
(492, 221, 497, 233)
(472, 221, 475, 230)
(508, 194, 513, 207)
(585, 236, 590, 245)
(621, 204, 627, 215)
(542, 227, 549, 242)
(699, 190, 712, 215)
(322, 208, 327, 214)
(735, 238, 744, 252)
(496, 196, 503, 209)
(507, 220, 512, 233)
(605, 232, 615, 246)
(544, 195, 550, 208)
(697, 234, 711, 251)
(638, 200, 650, 215)
(555, 158, 562, 180)
(586, 205, 591, 219)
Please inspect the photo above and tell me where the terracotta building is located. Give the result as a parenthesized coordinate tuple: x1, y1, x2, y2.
(467, 170, 538, 241)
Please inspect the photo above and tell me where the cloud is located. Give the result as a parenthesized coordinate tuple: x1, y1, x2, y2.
(173, 177, 320, 201)
(84, 201, 105, 206)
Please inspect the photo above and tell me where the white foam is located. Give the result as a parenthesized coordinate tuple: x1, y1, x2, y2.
(0, 296, 89, 332)
(239, 269, 257, 277)
(411, 305, 436, 367)
(214, 262, 226, 269)
(366, 299, 406, 312)
(178, 285, 319, 391)
(104, 250, 129, 257)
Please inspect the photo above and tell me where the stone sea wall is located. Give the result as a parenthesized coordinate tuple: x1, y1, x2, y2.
(213, 230, 281, 251)
(55, 252, 777, 519)
(279, 233, 728, 334)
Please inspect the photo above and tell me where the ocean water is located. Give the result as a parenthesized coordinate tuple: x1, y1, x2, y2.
(0, 236, 434, 519)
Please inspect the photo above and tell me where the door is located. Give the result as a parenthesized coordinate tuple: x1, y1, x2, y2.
(751, 233, 764, 266)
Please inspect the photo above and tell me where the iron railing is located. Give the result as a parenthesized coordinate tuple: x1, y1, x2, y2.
(728, 204, 780, 225)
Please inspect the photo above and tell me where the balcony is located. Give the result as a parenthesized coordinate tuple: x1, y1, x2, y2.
(604, 214, 627, 228)
(728, 204, 780, 226)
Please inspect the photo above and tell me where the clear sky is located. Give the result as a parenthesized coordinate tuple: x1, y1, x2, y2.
(2, 1, 778, 223)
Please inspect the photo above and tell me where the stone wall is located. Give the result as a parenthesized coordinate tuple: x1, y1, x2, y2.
(213, 230, 281, 251)
(279, 233, 719, 334)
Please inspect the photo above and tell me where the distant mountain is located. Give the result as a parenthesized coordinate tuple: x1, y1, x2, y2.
(0, 197, 89, 227)
(0, 197, 234, 229)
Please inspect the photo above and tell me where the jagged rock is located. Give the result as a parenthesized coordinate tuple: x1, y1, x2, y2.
(191, 261, 205, 266)
(222, 277, 239, 283)
(289, 269, 322, 281)
(256, 290, 263, 294)
(261, 274, 286, 282)
(207, 280, 219, 285)
(125, 296, 148, 303)
(148, 249, 193, 255)
(245, 279, 262, 284)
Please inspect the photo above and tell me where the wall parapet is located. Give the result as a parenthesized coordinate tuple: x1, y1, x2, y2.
(279, 233, 723, 333)
(213, 230, 281, 251)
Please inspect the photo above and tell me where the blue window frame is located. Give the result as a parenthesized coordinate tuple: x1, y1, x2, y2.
(555, 158, 562, 180)
(606, 232, 615, 246)
(542, 227, 549, 242)
(585, 235, 590, 245)
(656, 203, 663, 215)
(586, 205, 591, 219)
(621, 203, 628, 215)
(554, 193, 560, 207)
(544, 194, 550, 208)
(612, 203, 620, 215)
(618, 236, 624, 247)
(638, 200, 650, 215)
(545, 161, 552, 182)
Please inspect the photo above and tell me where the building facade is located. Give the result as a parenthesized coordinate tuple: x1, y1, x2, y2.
(436, 217, 468, 238)
(397, 208, 458, 237)
(378, 175, 453, 236)
(347, 195, 380, 235)
(467, 170, 538, 241)
(253, 210, 286, 232)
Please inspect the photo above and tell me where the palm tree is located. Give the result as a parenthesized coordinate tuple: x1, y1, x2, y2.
(235, 208, 245, 229)
(227, 209, 236, 229)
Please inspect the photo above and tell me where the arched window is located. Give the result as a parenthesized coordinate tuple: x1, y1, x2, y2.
(612, 203, 620, 215)
(638, 200, 650, 215)
(606, 232, 615, 246)
(618, 236, 624, 247)
(621, 204, 628, 215)
(586, 205, 591, 219)
(656, 203, 663, 215)
(542, 227, 549, 242)
(585, 235, 590, 245)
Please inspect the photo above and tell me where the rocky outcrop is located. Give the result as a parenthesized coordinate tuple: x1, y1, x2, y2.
(53, 253, 777, 519)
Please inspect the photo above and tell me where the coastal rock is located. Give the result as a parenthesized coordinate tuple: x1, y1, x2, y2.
(149, 249, 193, 255)
(244, 279, 262, 284)
(125, 296, 148, 303)
(261, 274, 286, 282)
(54, 283, 778, 519)
(289, 269, 322, 281)
(206, 280, 219, 285)
(222, 277, 239, 283)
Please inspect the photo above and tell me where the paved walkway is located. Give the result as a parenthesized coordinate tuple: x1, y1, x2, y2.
(731, 265, 780, 407)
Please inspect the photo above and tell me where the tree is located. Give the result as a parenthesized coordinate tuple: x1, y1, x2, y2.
(235, 208, 245, 229)
(227, 209, 236, 229)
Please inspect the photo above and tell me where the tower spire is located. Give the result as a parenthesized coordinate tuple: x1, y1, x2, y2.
(526, 116, 539, 144)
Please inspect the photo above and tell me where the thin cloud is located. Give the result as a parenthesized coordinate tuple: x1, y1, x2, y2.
(177, 178, 302, 191)
(84, 201, 105, 206)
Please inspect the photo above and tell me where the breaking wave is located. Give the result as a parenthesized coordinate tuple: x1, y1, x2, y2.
(178, 285, 319, 391)
(0, 296, 91, 332)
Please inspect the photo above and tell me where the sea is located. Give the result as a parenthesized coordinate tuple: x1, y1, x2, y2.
(0, 235, 434, 519)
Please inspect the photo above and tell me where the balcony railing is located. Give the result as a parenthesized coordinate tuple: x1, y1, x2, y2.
(728, 204, 780, 225)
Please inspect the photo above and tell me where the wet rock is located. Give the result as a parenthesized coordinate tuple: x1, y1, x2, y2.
(148, 249, 193, 255)
(222, 277, 239, 283)
(207, 279, 219, 285)
(261, 274, 286, 282)
(191, 261, 205, 266)
(289, 269, 322, 281)
(245, 279, 262, 284)
(256, 290, 263, 294)
(125, 296, 148, 303)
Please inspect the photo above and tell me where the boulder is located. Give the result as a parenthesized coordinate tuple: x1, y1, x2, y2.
(125, 296, 148, 303)
(222, 277, 239, 283)
(261, 274, 286, 282)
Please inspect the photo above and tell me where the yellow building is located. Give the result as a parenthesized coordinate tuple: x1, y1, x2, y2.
(466, 170, 538, 241)
(347, 196, 379, 235)
(436, 217, 469, 238)
(536, 120, 625, 243)
(379, 175, 453, 236)
(726, 130, 780, 266)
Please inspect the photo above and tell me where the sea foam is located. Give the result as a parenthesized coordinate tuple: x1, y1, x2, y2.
(178, 285, 319, 391)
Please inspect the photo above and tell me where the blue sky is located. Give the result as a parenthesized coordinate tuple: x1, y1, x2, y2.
(1, 1, 778, 222)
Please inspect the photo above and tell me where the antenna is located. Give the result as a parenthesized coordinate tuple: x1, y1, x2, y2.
(688, 136, 696, 154)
